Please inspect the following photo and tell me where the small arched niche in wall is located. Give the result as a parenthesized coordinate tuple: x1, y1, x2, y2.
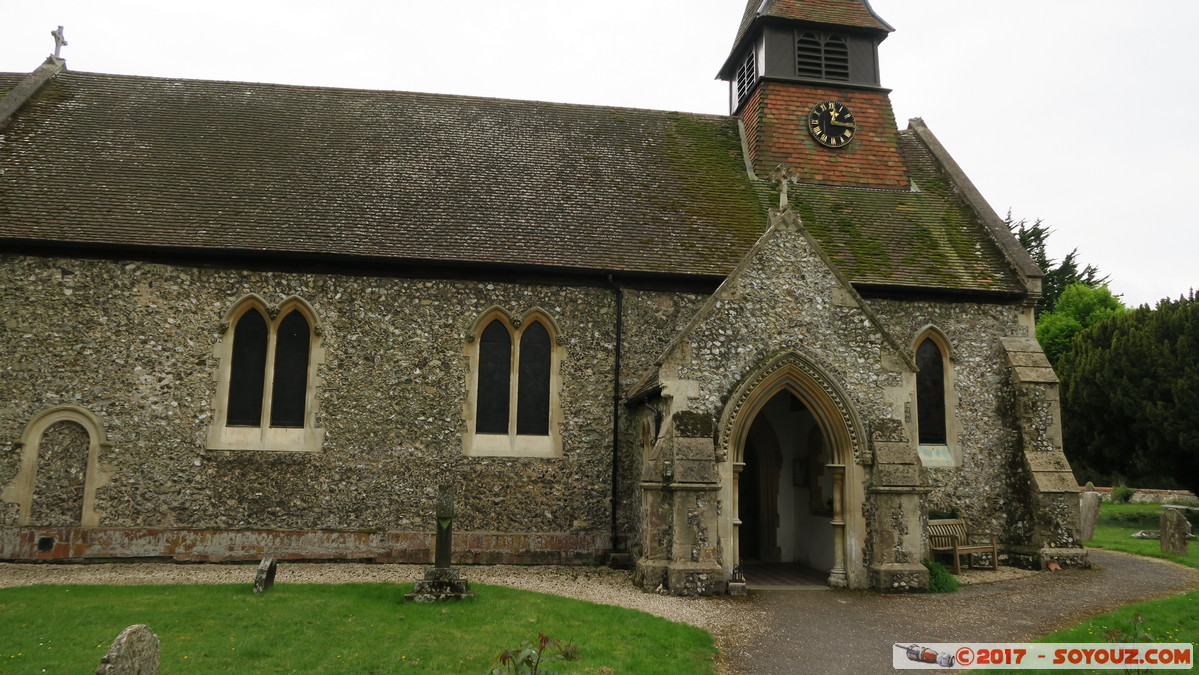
(2, 405, 112, 527)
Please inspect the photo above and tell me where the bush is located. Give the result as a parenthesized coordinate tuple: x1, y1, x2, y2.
(1111, 485, 1136, 503)
(1059, 292, 1199, 495)
(922, 560, 959, 594)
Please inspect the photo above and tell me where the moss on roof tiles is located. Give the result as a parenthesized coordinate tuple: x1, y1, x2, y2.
(658, 112, 770, 237)
(791, 130, 1022, 293)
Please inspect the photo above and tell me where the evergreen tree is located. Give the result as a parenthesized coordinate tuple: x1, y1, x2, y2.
(1006, 213, 1107, 317)
(1058, 291, 1199, 494)
(1036, 283, 1125, 367)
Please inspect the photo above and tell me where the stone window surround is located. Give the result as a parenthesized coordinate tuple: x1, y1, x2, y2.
(913, 326, 960, 467)
(207, 294, 326, 453)
(462, 307, 564, 458)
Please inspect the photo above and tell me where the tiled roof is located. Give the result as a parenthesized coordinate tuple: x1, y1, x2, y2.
(791, 131, 1024, 293)
(0, 71, 772, 278)
(733, 0, 892, 50)
(0, 69, 1026, 294)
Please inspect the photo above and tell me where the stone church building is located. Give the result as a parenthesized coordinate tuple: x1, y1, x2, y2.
(0, 1, 1085, 593)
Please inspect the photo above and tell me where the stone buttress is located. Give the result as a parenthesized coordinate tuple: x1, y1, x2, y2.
(866, 419, 931, 591)
(1001, 338, 1088, 568)
(634, 408, 725, 595)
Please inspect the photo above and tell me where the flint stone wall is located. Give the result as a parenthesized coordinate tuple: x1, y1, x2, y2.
(1091, 488, 1199, 504)
(672, 226, 901, 440)
(614, 289, 708, 553)
(29, 420, 89, 525)
(863, 297, 1037, 546)
(0, 253, 648, 559)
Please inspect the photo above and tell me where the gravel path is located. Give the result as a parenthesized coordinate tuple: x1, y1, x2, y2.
(730, 550, 1199, 674)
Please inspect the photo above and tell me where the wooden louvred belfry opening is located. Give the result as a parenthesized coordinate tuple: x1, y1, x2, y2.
(796, 32, 850, 81)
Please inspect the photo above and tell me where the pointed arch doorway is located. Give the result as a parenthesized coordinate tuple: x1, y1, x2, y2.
(720, 353, 864, 589)
(738, 390, 835, 581)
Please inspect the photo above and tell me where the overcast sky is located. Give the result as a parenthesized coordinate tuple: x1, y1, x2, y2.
(2, 1, 1195, 307)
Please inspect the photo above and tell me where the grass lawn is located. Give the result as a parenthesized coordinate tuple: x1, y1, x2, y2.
(1019, 502, 1198, 674)
(0, 582, 715, 674)
(1086, 503, 1199, 566)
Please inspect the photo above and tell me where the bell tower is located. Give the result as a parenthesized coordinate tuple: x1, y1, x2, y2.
(718, 0, 910, 190)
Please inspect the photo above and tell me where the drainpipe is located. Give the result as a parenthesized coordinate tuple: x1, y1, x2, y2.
(606, 273, 624, 559)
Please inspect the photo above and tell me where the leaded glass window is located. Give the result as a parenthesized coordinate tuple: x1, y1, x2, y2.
(916, 337, 947, 445)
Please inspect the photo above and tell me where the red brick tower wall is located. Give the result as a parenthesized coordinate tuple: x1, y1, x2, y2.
(740, 81, 910, 190)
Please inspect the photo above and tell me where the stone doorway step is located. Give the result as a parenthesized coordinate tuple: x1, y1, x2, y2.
(741, 561, 829, 591)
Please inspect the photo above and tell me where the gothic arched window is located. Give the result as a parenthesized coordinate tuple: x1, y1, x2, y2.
(913, 329, 959, 467)
(466, 310, 562, 457)
(915, 337, 947, 445)
(516, 320, 551, 436)
(227, 308, 269, 426)
(209, 297, 324, 452)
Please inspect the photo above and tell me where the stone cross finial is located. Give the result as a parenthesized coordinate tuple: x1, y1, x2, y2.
(51, 26, 68, 59)
(768, 164, 797, 210)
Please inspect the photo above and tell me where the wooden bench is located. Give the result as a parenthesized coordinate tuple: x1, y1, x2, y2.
(927, 518, 998, 574)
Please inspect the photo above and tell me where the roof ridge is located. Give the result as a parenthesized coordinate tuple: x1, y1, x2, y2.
(49, 69, 737, 121)
(0, 56, 65, 131)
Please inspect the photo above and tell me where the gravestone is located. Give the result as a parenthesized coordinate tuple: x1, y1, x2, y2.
(1161, 509, 1192, 555)
(1080, 488, 1101, 542)
(405, 485, 475, 602)
(96, 624, 159, 675)
(254, 558, 277, 594)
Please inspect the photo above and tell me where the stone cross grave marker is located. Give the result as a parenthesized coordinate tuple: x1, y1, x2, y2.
(1161, 509, 1192, 555)
(1080, 487, 1101, 542)
(405, 484, 475, 602)
(435, 484, 454, 569)
(254, 558, 277, 594)
(96, 624, 159, 675)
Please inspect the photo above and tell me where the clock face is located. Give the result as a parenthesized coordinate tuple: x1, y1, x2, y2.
(807, 100, 857, 148)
